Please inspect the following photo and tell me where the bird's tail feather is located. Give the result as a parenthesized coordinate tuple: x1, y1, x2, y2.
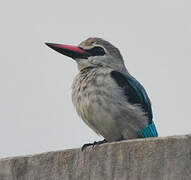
(138, 121, 158, 138)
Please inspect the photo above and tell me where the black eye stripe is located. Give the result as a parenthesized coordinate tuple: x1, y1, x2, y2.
(86, 46, 105, 56)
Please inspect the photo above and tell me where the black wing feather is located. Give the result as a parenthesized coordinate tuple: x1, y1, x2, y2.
(111, 71, 153, 124)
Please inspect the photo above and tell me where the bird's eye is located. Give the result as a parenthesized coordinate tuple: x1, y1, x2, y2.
(86, 46, 105, 56)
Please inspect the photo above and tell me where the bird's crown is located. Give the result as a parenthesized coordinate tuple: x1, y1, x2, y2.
(79, 37, 123, 60)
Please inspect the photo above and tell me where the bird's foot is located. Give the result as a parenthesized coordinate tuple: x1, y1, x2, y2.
(81, 139, 107, 151)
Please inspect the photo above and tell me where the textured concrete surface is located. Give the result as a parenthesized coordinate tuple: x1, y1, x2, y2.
(0, 134, 191, 180)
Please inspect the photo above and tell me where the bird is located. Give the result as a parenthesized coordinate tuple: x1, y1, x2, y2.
(45, 37, 158, 149)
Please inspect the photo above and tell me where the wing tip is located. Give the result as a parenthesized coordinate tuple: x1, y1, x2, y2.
(138, 121, 158, 138)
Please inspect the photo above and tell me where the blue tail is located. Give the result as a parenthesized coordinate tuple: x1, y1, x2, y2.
(138, 121, 158, 138)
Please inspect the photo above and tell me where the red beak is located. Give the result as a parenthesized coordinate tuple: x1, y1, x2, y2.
(45, 43, 89, 59)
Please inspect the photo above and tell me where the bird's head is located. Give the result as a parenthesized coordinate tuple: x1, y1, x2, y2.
(45, 37, 126, 72)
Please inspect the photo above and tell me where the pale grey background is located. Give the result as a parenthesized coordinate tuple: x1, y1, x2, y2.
(0, 0, 190, 158)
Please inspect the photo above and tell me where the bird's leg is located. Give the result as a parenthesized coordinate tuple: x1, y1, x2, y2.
(81, 139, 107, 151)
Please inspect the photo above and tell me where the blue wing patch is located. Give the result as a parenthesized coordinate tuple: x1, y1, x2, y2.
(111, 71, 158, 138)
(111, 71, 153, 123)
(138, 121, 158, 137)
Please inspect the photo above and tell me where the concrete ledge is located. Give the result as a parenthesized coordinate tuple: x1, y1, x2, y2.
(0, 134, 191, 180)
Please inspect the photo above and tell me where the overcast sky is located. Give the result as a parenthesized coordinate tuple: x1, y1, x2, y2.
(0, 0, 190, 158)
